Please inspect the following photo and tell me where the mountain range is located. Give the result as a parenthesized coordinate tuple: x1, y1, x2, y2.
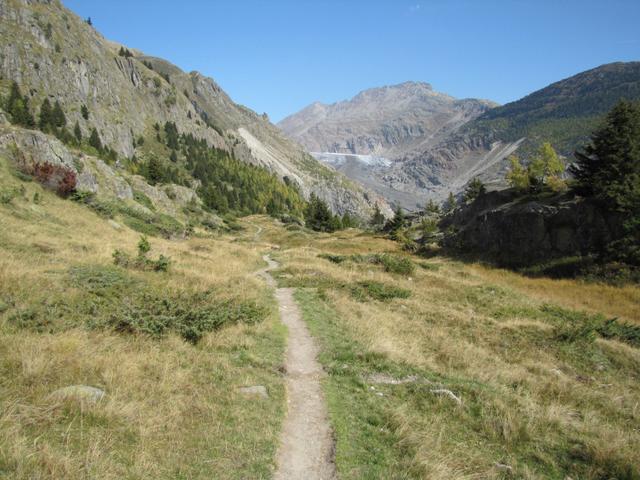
(0, 0, 389, 218)
(279, 62, 640, 210)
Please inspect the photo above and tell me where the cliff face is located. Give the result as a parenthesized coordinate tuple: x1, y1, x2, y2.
(441, 190, 624, 267)
(0, 0, 389, 217)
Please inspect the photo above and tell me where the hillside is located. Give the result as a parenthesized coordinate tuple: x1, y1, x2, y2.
(1, 164, 638, 477)
(279, 63, 640, 210)
(0, 0, 388, 217)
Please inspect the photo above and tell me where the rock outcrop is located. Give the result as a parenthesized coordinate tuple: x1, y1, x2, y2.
(441, 190, 624, 267)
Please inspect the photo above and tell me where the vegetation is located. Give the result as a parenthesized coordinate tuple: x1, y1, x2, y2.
(462, 177, 486, 203)
(251, 217, 640, 480)
(571, 100, 640, 265)
(506, 142, 565, 193)
(4, 81, 35, 128)
(304, 193, 342, 232)
(112, 235, 171, 272)
(0, 168, 286, 479)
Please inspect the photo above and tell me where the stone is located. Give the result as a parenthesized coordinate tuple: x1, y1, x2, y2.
(108, 219, 121, 230)
(238, 385, 268, 398)
(49, 385, 105, 404)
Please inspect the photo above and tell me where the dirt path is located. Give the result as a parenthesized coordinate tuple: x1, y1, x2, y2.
(258, 255, 336, 480)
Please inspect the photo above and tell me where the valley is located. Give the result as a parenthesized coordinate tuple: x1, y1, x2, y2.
(1, 0, 639, 479)
(1, 166, 638, 478)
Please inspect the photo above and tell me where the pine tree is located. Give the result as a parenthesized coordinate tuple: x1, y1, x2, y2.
(88, 128, 103, 152)
(146, 155, 164, 185)
(81, 104, 89, 120)
(51, 100, 66, 128)
(38, 98, 53, 132)
(73, 121, 82, 143)
(571, 100, 640, 212)
(370, 203, 385, 227)
(6, 81, 35, 128)
(384, 206, 405, 233)
(425, 199, 441, 215)
(463, 178, 486, 203)
(444, 192, 457, 214)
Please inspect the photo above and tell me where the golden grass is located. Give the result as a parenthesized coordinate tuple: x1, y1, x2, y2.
(0, 166, 285, 479)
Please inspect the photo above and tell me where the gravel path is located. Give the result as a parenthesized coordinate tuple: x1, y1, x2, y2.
(259, 255, 336, 480)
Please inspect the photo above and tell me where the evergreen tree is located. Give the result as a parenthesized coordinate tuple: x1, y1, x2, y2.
(169, 150, 178, 163)
(88, 128, 103, 152)
(304, 193, 336, 232)
(444, 192, 457, 214)
(146, 155, 164, 185)
(38, 98, 53, 132)
(81, 104, 89, 120)
(463, 178, 486, 204)
(51, 100, 66, 128)
(425, 199, 441, 215)
(571, 100, 640, 264)
(370, 203, 385, 228)
(86, 17, 92, 26)
(572, 100, 640, 211)
(384, 206, 405, 234)
(6, 81, 35, 128)
(73, 121, 82, 143)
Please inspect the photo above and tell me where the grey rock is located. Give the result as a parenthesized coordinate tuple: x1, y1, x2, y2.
(441, 190, 624, 267)
(49, 385, 105, 404)
(108, 219, 121, 230)
(238, 385, 268, 398)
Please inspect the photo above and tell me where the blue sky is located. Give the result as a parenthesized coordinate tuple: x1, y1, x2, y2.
(64, 0, 639, 122)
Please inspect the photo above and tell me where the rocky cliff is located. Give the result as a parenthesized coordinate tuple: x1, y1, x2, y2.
(441, 190, 624, 267)
(0, 0, 389, 217)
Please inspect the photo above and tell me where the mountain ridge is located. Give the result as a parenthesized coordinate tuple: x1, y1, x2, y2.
(0, 0, 389, 217)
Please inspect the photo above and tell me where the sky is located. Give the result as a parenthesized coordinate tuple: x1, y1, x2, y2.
(64, 0, 640, 122)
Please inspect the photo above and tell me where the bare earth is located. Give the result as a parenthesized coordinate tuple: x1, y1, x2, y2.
(259, 255, 336, 480)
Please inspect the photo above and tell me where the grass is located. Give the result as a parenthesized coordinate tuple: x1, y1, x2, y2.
(2, 149, 639, 480)
(0, 156, 286, 479)
(248, 216, 640, 479)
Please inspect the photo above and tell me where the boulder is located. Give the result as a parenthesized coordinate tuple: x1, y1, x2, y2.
(49, 385, 105, 405)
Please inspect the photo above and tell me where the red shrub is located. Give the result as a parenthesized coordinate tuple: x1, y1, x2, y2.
(30, 162, 77, 197)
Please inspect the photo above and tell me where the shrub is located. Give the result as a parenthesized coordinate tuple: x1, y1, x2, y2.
(113, 235, 171, 272)
(318, 252, 415, 275)
(28, 162, 77, 197)
(350, 281, 411, 302)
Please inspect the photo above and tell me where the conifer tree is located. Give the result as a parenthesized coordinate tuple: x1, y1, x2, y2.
(444, 192, 457, 213)
(81, 104, 89, 120)
(52, 100, 66, 128)
(38, 98, 53, 132)
(88, 128, 102, 152)
(370, 203, 385, 227)
(463, 178, 486, 203)
(73, 121, 82, 143)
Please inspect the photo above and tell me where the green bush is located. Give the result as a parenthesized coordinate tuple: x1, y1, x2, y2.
(113, 236, 171, 272)
(66, 265, 267, 343)
(350, 281, 411, 302)
(318, 252, 415, 275)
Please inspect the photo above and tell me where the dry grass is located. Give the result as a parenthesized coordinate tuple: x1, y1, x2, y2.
(0, 162, 286, 479)
(253, 217, 640, 479)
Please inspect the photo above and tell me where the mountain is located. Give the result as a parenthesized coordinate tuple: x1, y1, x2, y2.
(0, 0, 388, 218)
(279, 63, 640, 210)
(278, 82, 496, 160)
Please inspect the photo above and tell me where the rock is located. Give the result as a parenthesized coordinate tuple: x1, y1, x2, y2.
(238, 385, 268, 398)
(108, 219, 121, 230)
(49, 385, 105, 404)
(441, 190, 624, 267)
(430, 388, 462, 405)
